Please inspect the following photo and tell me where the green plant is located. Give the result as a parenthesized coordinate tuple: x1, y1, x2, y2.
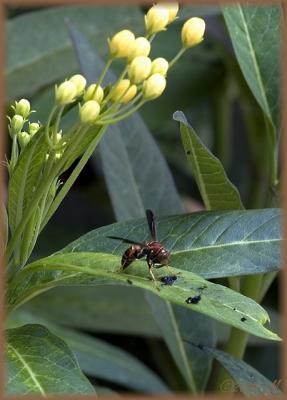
(4, 3, 282, 396)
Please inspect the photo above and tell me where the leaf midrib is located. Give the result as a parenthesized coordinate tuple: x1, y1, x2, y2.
(236, 4, 272, 122)
(7, 343, 46, 395)
(171, 238, 280, 255)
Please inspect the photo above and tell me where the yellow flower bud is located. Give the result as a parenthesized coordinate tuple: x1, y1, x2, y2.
(143, 73, 166, 100)
(181, 17, 206, 48)
(128, 37, 151, 61)
(55, 81, 77, 105)
(151, 57, 169, 76)
(69, 74, 87, 95)
(83, 84, 104, 103)
(54, 151, 63, 161)
(110, 80, 137, 104)
(128, 56, 152, 84)
(108, 30, 136, 59)
(17, 131, 30, 149)
(145, 5, 169, 34)
(28, 122, 40, 136)
(14, 99, 31, 118)
(10, 115, 25, 135)
(79, 100, 101, 123)
(159, 2, 179, 23)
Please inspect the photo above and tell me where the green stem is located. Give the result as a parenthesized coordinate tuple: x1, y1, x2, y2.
(40, 125, 107, 232)
(101, 65, 128, 106)
(52, 105, 64, 145)
(9, 134, 19, 173)
(259, 271, 278, 303)
(95, 58, 113, 93)
(168, 47, 186, 69)
(212, 274, 263, 392)
(97, 100, 145, 125)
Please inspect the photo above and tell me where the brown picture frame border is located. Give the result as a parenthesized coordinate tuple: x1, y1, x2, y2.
(0, 0, 285, 398)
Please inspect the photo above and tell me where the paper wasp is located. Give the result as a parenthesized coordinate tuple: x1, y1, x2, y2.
(107, 210, 173, 287)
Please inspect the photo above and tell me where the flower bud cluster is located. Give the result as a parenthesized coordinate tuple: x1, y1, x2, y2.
(8, 99, 41, 150)
(10, 1, 207, 153)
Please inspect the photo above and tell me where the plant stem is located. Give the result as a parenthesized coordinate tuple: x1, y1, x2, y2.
(168, 47, 186, 69)
(40, 125, 107, 231)
(95, 58, 113, 93)
(97, 100, 145, 125)
(212, 274, 263, 392)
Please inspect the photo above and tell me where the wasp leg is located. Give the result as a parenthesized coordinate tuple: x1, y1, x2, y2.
(166, 265, 181, 276)
(147, 259, 160, 291)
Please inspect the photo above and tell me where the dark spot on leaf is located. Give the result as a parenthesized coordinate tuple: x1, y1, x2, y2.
(186, 150, 191, 155)
(233, 308, 236, 311)
(197, 344, 204, 350)
(127, 279, 133, 285)
(161, 275, 177, 285)
(186, 295, 201, 304)
(241, 317, 247, 322)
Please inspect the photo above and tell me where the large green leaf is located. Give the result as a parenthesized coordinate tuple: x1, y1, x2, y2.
(7, 311, 169, 394)
(60, 209, 281, 279)
(199, 345, 283, 396)
(174, 111, 243, 210)
(6, 324, 95, 395)
(222, 5, 281, 131)
(6, 6, 144, 100)
(21, 286, 161, 337)
(7, 252, 280, 341)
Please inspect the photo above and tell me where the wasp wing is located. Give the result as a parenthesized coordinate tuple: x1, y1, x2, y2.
(146, 209, 157, 241)
(107, 236, 145, 246)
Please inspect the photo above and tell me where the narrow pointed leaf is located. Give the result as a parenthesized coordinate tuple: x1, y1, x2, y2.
(222, 4, 281, 130)
(199, 345, 283, 396)
(8, 252, 280, 341)
(174, 111, 243, 210)
(6, 324, 95, 395)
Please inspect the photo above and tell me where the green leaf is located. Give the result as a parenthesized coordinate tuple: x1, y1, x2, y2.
(8, 129, 47, 234)
(199, 345, 283, 396)
(6, 5, 144, 100)
(6, 324, 95, 395)
(8, 252, 280, 341)
(7, 310, 169, 394)
(21, 286, 161, 337)
(68, 21, 183, 220)
(60, 209, 281, 279)
(174, 111, 243, 210)
(145, 293, 215, 392)
(222, 5, 281, 131)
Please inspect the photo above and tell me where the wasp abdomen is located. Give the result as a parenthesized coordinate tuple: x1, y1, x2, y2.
(121, 244, 145, 269)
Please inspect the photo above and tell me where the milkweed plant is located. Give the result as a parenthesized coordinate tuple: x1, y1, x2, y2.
(4, 2, 282, 397)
